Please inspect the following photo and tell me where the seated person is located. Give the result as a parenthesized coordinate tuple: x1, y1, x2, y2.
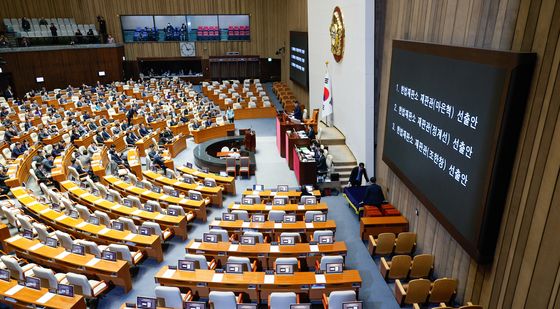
(11, 142, 25, 159)
(35, 162, 54, 186)
(159, 129, 173, 145)
(41, 154, 55, 173)
(109, 146, 129, 168)
(125, 131, 138, 145)
(361, 177, 386, 208)
(316, 149, 328, 172)
(138, 124, 151, 137)
(32, 149, 45, 164)
(0, 166, 10, 196)
(151, 150, 167, 174)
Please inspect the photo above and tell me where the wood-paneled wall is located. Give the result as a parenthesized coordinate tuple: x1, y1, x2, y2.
(377, 0, 560, 307)
(0, 0, 287, 61)
(282, 0, 310, 108)
(1, 46, 123, 94)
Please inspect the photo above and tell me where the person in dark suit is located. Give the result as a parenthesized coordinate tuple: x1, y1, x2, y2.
(11, 142, 25, 159)
(316, 149, 328, 172)
(0, 166, 10, 196)
(349, 163, 369, 187)
(307, 125, 316, 140)
(361, 177, 386, 207)
(293, 103, 303, 121)
(4, 86, 13, 99)
(138, 124, 150, 137)
(41, 154, 55, 173)
(126, 106, 136, 126)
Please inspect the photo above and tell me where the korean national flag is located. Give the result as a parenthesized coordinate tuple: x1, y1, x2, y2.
(322, 72, 333, 117)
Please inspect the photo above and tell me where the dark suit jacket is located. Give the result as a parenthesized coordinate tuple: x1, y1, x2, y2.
(362, 183, 385, 206)
(349, 166, 369, 186)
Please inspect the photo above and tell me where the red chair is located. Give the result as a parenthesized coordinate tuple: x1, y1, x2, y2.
(364, 206, 382, 217)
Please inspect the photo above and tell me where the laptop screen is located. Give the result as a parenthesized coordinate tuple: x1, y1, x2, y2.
(277, 185, 289, 192)
(25, 276, 41, 290)
(236, 305, 257, 309)
(139, 226, 153, 236)
(239, 236, 256, 245)
(101, 250, 117, 262)
(71, 244, 85, 255)
(45, 237, 58, 248)
(342, 301, 363, 309)
(226, 263, 244, 274)
(22, 228, 34, 240)
(57, 284, 74, 297)
(184, 301, 206, 309)
(137, 297, 157, 308)
(318, 235, 334, 244)
(280, 236, 295, 245)
(167, 208, 178, 216)
(253, 184, 264, 191)
(326, 262, 343, 274)
(283, 214, 296, 223)
(203, 233, 218, 243)
(112, 221, 124, 231)
(88, 215, 100, 225)
(252, 214, 265, 222)
(242, 197, 254, 205)
(313, 213, 326, 222)
(178, 259, 196, 271)
(275, 263, 294, 275)
(290, 305, 311, 309)
(222, 213, 237, 221)
(0, 269, 10, 282)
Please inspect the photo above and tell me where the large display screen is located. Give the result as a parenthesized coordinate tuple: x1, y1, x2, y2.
(383, 40, 535, 263)
(120, 15, 250, 43)
(289, 31, 309, 89)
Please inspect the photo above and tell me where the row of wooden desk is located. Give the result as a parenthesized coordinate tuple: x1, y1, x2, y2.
(241, 189, 322, 203)
(228, 202, 328, 220)
(0, 278, 86, 309)
(177, 166, 236, 194)
(185, 240, 347, 269)
(104, 175, 209, 222)
(60, 180, 192, 240)
(142, 170, 223, 207)
(4, 235, 133, 292)
(191, 123, 235, 144)
(208, 220, 336, 240)
(154, 267, 361, 303)
(12, 187, 164, 262)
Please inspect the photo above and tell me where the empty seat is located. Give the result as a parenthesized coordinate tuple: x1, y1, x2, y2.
(231, 210, 249, 221)
(394, 232, 416, 255)
(368, 233, 396, 256)
(428, 278, 458, 304)
(269, 292, 298, 309)
(108, 244, 143, 266)
(32, 267, 66, 290)
(155, 286, 192, 309)
(318, 255, 344, 271)
(380, 255, 412, 280)
(141, 221, 171, 240)
(268, 210, 286, 222)
(395, 278, 431, 306)
(279, 232, 302, 243)
(208, 228, 230, 242)
(227, 256, 256, 272)
(209, 291, 242, 308)
(184, 253, 216, 270)
(274, 257, 300, 271)
(62, 272, 108, 298)
(409, 254, 434, 279)
(304, 210, 323, 222)
(242, 231, 265, 243)
(322, 290, 357, 309)
(0, 255, 36, 280)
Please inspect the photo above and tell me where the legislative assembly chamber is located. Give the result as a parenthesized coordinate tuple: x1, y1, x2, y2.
(0, 1, 558, 309)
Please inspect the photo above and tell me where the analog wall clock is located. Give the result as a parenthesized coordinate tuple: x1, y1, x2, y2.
(180, 42, 196, 57)
(329, 6, 345, 62)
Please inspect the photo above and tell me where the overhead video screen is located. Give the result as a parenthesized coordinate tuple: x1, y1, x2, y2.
(120, 14, 250, 43)
(289, 31, 309, 89)
(383, 40, 535, 263)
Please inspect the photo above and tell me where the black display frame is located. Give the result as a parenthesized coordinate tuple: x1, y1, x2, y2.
(289, 31, 309, 89)
(383, 40, 535, 263)
(119, 14, 251, 43)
